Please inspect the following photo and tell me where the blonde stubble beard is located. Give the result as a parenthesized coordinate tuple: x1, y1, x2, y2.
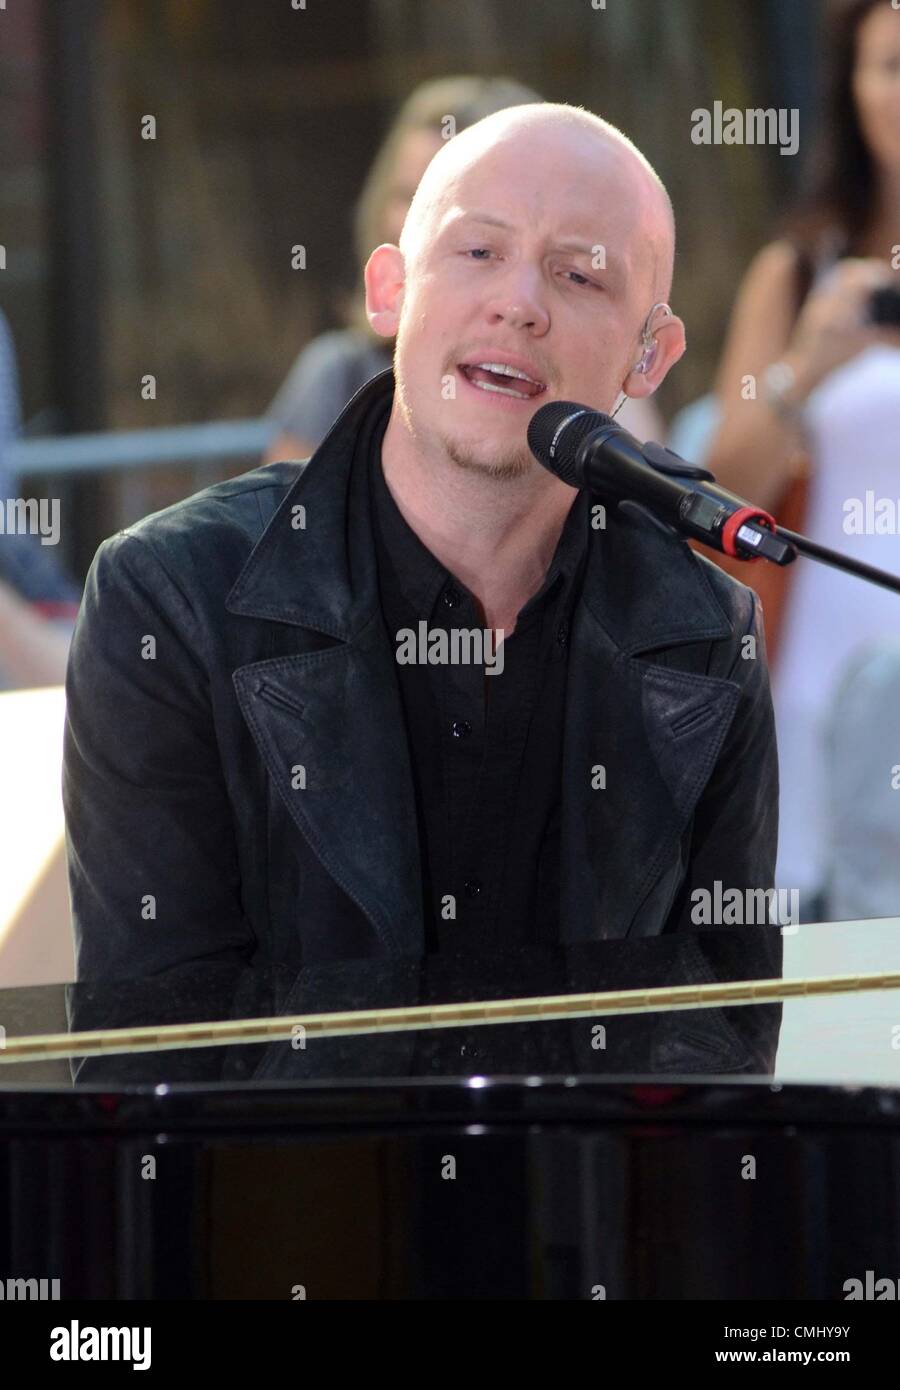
(394, 363, 537, 484)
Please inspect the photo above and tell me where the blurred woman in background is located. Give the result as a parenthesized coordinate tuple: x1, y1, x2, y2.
(0, 307, 79, 689)
(708, 0, 900, 915)
(264, 73, 665, 464)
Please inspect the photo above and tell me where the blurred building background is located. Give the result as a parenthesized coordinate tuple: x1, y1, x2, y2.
(1, 0, 821, 576)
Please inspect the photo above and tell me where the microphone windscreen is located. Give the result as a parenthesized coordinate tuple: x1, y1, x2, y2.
(527, 401, 615, 487)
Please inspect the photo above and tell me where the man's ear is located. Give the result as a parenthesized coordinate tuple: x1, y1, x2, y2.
(620, 313, 686, 399)
(364, 244, 406, 338)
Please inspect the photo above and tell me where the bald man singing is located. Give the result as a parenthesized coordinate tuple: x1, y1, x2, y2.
(64, 105, 779, 983)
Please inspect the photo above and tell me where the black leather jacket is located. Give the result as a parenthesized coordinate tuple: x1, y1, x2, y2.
(63, 370, 781, 1001)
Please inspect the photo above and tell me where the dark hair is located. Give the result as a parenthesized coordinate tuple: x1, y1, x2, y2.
(785, 0, 893, 260)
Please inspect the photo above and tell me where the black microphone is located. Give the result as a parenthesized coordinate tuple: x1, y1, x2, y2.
(527, 401, 795, 565)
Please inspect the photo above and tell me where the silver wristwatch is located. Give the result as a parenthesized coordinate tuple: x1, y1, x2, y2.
(763, 360, 803, 424)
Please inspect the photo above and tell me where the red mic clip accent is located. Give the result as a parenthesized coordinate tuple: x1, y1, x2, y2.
(721, 505, 777, 560)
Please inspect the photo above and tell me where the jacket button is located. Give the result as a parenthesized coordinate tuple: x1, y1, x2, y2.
(451, 720, 472, 738)
(557, 620, 569, 647)
(443, 585, 462, 608)
(464, 878, 482, 899)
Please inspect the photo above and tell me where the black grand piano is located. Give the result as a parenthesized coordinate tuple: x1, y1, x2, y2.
(1, 918, 899, 1302)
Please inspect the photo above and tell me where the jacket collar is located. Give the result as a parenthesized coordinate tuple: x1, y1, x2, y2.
(227, 367, 733, 655)
(226, 371, 392, 639)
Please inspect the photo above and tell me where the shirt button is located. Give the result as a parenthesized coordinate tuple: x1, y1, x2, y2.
(451, 719, 472, 739)
(464, 878, 483, 899)
(443, 585, 462, 609)
(557, 620, 569, 647)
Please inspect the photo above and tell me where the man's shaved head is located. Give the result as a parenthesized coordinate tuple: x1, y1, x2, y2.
(399, 102, 675, 302)
(365, 98, 685, 488)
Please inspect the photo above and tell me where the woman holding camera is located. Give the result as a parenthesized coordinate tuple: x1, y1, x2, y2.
(708, 0, 900, 916)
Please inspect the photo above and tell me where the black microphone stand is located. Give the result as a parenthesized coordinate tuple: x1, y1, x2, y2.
(636, 442, 900, 597)
(771, 524, 900, 596)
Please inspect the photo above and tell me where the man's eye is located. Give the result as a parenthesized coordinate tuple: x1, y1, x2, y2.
(564, 270, 598, 288)
(460, 251, 599, 287)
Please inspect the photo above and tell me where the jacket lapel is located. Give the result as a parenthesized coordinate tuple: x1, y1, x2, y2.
(228, 372, 424, 954)
(560, 505, 742, 940)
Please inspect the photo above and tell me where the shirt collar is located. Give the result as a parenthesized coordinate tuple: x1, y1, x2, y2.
(517, 486, 590, 628)
(369, 427, 450, 619)
(370, 424, 590, 626)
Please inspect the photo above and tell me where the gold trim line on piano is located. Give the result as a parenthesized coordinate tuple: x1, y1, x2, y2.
(1, 969, 900, 1066)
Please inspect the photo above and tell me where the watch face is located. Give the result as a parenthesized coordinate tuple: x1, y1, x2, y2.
(766, 363, 795, 395)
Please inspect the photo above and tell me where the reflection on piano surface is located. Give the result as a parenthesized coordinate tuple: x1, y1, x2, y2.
(7, 927, 786, 1083)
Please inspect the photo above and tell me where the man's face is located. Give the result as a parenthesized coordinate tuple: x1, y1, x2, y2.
(389, 127, 659, 481)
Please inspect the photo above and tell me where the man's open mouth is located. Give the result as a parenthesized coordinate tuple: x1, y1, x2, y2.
(458, 362, 547, 400)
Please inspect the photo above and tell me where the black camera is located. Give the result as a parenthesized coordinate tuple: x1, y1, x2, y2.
(869, 286, 900, 327)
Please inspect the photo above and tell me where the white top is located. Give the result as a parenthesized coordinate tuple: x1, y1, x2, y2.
(772, 342, 900, 898)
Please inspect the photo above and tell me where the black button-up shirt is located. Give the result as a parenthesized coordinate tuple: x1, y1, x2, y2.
(365, 395, 590, 952)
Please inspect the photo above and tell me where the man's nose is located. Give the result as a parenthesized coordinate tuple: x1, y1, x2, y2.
(485, 265, 550, 333)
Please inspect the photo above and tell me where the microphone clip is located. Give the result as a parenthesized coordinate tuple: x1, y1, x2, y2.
(641, 441, 715, 483)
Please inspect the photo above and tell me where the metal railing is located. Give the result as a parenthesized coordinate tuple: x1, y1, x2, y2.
(7, 419, 278, 542)
(7, 419, 274, 479)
